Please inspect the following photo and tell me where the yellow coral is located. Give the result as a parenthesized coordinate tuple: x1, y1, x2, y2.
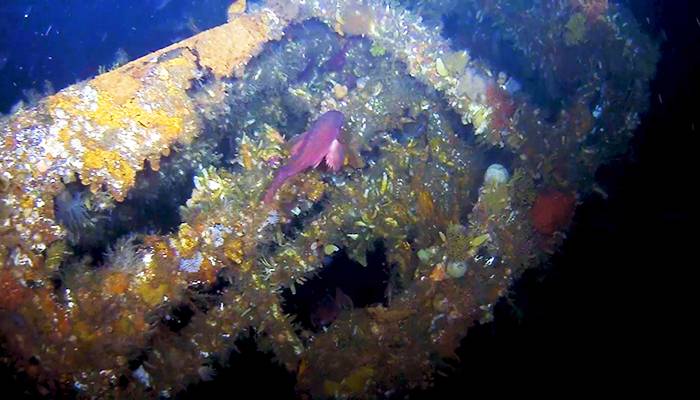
(564, 13, 588, 46)
(190, 16, 271, 78)
(239, 142, 254, 169)
(344, 366, 375, 389)
(82, 149, 136, 199)
(228, 0, 247, 20)
(224, 237, 245, 264)
(416, 190, 435, 221)
(91, 72, 141, 105)
(44, 240, 68, 272)
(103, 272, 130, 296)
(151, 239, 172, 259)
(175, 223, 199, 258)
(114, 311, 146, 337)
(74, 320, 97, 342)
(299, 174, 326, 202)
(137, 281, 169, 307)
(91, 92, 184, 139)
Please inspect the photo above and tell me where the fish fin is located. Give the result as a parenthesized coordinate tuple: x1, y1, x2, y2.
(289, 133, 306, 157)
(324, 139, 344, 172)
(335, 287, 354, 310)
(263, 184, 279, 204)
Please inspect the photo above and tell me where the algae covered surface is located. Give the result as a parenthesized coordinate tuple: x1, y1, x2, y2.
(0, 0, 660, 398)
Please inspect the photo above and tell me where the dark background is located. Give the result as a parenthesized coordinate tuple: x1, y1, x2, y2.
(1, 0, 696, 397)
(0, 0, 233, 113)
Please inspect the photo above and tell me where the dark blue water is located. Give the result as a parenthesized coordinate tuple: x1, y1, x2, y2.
(0, 0, 233, 113)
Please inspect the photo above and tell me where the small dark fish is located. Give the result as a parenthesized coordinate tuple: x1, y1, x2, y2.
(391, 113, 429, 144)
(323, 41, 351, 72)
(310, 287, 353, 329)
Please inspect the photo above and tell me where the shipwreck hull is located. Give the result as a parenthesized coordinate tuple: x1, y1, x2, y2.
(0, 0, 657, 397)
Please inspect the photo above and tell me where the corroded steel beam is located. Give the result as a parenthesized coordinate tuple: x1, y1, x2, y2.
(0, 2, 291, 256)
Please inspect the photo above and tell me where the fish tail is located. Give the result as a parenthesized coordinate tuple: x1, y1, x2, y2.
(263, 172, 289, 204)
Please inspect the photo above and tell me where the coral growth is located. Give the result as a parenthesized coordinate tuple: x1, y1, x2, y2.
(531, 190, 577, 235)
(104, 234, 146, 272)
(572, 0, 610, 21)
(485, 83, 516, 132)
(564, 13, 589, 46)
(0, 0, 658, 398)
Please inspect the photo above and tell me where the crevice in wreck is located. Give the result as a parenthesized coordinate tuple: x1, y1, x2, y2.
(280, 240, 391, 332)
(178, 333, 296, 400)
(0, 0, 662, 396)
(162, 303, 195, 333)
(443, 11, 560, 119)
(54, 147, 202, 264)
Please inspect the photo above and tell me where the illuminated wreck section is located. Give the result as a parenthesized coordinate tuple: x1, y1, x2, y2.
(0, 0, 657, 398)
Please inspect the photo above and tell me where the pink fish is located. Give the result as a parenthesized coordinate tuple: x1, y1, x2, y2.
(263, 111, 345, 204)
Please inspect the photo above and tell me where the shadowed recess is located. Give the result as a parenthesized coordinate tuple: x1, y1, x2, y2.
(281, 240, 391, 332)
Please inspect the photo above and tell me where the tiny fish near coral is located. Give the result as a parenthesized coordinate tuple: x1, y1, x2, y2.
(310, 287, 353, 329)
(263, 111, 345, 204)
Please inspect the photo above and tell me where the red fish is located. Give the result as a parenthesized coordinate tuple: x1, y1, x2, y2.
(263, 111, 345, 204)
(310, 287, 354, 329)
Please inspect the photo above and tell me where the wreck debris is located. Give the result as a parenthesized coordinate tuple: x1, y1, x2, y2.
(0, 0, 658, 397)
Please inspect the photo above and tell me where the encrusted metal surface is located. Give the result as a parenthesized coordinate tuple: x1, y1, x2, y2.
(0, 0, 657, 397)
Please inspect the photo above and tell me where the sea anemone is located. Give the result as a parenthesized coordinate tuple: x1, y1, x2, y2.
(104, 234, 146, 272)
(54, 188, 93, 238)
